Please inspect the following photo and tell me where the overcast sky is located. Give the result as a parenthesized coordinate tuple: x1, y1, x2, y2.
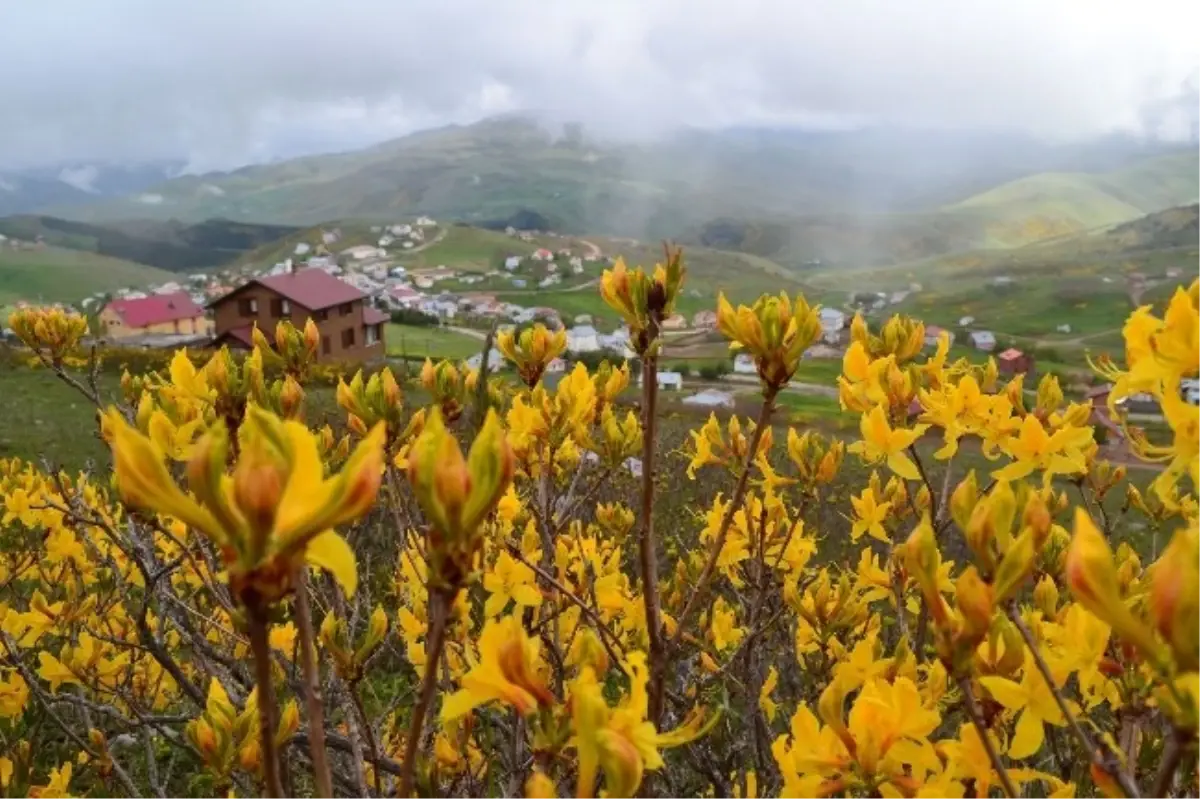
(1, 0, 1197, 171)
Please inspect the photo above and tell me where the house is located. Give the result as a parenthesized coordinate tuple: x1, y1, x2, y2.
(419, 299, 458, 321)
(969, 331, 996, 352)
(511, 278, 528, 289)
(683, 389, 736, 409)
(566, 325, 601, 353)
(342, 245, 382, 260)
(653, 371, 683, 391)
(390, 224, 412, 236)
(1182, 378, 1200, 406)
(661, 314, 688, 331)
(209, 268, 385, 362)
(416, 216, 436, 227)
(733, 353, 757, 374)
(600, 328, 635, 358)
(387, 285, 424, 309)
(574, 314, 593, 325)
(545, 262, 558, 274)
(1166, 267, 1183, 279)
(100, 292, 213, 340)
(819, 308, 847, 343)
(1056, 324, 1072, 333)
(294, 242, 311, 256)
(546, 358, 567, 374)
(692, 310, 718, 330)
(466, 350, 506, 372)
(321, 229, 341, 245)
(415, 277, 435, 289)
(996, 348, 1034, 377)
(539, 275, 561, 288)
(958, 316, 975, 327)
(504, 256, 523, 271)
(924, 325, 956, 348)
(412, 266, 458, 284)
(532, 248, 554, 261)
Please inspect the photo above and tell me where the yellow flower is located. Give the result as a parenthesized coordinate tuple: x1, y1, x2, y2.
(759, 666, 780, 723)
(440, 614, 554, 721)
(1149, 524, 1199, 671)
(979, 659, 1068, 760)
(599, 248, 686, 352)
(848, 404, 928, 480)
(571, 652, 711, 798)
(0, 670, 30, 718)
(483, 551, 543, 617)
(105, 404, 384, 603)
(716, 291, 821, 389)
(497, 323, 567, 387)
(710, 597, 745, 653)
(29, 762, 73, 799)
(408, 408, 515, 587)
(849, 482, 892, 542)
(993, 414, 1092, 483)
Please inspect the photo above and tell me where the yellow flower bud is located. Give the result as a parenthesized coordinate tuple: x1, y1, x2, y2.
(950, 471, 979, 533)
(1066, 509, 1164, 664)
(1149, 526, 1199, 671)
(1033, 575, 1059, 618)
(992, 528, 1036, 604)
(955, 566, 994, 643)
(525, 770, 557, 799)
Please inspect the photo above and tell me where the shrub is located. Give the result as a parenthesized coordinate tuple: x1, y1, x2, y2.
(1, 267, 1196, 799)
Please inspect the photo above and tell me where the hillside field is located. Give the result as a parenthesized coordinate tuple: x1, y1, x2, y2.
(0, 246, 171, 305)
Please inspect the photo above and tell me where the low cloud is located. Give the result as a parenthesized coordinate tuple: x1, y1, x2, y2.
(1, 0, 1196, 170)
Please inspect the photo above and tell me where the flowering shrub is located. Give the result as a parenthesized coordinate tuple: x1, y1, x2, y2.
(1, 261, 1196, 798)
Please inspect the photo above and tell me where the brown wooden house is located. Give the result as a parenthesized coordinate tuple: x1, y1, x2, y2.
(996, 347, 1034, 377)
(210, 269, 387, 361)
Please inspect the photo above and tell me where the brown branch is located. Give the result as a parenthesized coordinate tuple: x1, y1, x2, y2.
(638, 337, 666, 723)
(292, 567, 333, 798)
(246, 600, 286, 797)
(958, 676, 1018, 798)
(1152, 726, 1189, 798)
(398, 588, 450, 797)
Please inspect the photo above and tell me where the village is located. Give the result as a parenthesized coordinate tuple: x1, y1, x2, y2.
(3, 216, 1196, 421)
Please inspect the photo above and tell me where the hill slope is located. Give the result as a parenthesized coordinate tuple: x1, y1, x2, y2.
(0, 246, 172, 305)
(0, 215, 300, 271)
(42, 117, 1195, 238)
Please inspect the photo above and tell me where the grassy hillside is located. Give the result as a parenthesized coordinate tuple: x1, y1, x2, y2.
(0, 246, 172, 305)
(0, 215, 299, 271)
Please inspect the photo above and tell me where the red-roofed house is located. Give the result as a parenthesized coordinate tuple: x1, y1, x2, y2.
(100, 292, 212, 339)
(997, 347, 1034, 376)
(210, 268, 385, 361)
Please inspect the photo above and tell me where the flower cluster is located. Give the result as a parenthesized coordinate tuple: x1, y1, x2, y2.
(0, 263, 1195, 799)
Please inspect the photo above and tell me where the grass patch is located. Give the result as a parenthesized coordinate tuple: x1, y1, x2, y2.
(385, 323, 483, 360)
(0, 247, 171, 305)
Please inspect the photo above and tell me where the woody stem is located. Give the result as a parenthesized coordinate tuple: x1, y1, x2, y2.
(399, 588, 449, 797)
(638, 332, 667, 725)
(246, 599, 286, 798)
(957, 676, 1018, 799)
(292, 567, 333, 798)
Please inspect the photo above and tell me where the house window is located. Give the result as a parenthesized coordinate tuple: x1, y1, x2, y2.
(339, 302, 353, 317)
(321, 337, 331, 355)
(341, 328, 356, 348)
(365, 324, 379, 346)
(238, 298, 258, 316)
(315, 309, 328, 321)
(270, 298, 291, 317)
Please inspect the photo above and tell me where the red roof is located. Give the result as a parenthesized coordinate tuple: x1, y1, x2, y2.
(107, 292, 204, 328)
(363, 307, 390, 325)
(215, 268, 365, 311)
(998, 348, 1025, 360)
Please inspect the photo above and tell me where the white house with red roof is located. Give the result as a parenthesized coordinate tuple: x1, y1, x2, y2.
(99, 292, 212, 340)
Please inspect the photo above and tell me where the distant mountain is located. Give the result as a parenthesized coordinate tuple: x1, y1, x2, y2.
(37, 116, 1196, 240)
(0, 215, 300, 272)
(0, 160, 185, 217)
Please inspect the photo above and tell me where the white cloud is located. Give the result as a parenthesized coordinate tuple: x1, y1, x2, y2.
(0, 0, 1195, 169)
